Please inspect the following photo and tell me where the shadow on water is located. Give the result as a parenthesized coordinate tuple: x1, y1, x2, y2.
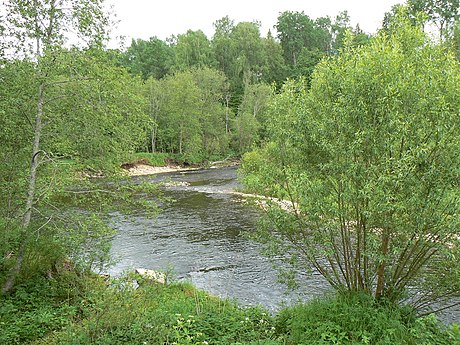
(109, 167, 459, 321)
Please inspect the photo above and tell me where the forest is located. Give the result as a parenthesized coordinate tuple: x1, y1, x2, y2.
(1, 0, 460, 343)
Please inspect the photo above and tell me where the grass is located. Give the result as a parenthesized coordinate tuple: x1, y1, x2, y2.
(1, 272, 459, 345)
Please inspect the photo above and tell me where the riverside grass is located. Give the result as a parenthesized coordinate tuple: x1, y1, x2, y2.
(1, 272, 458, 344)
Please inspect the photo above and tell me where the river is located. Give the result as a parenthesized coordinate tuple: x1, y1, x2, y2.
(109, 166, 328, 310)
(109, 166, 459, 322)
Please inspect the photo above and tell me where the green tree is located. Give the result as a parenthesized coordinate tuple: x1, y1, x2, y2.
(242, 16, 460, 309)
(261, 30, 287, 85)
(1, 0, 153, 293)
(227, 21, 266, 106)
(232, 83, 273, 154)
(144, 77, 164, 153)
(1, 0, 110, 294)
(157, 71, 202, 159)
(44, 48, 149, 167)
(276, 11, 333, 79)
(173, 30, 215, 70)
(190, 67, 229, 157)
(147, 68, 230, 160)
(408, 0, 460, 40)
(212, 16, 236, 80)
(121, 37, 173, 79)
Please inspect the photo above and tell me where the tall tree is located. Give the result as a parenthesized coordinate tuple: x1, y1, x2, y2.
(275, 11, 332, 78)
(261, 30, 287, 85)
(121, 37, 173, 79)
(408, 0, 460, 40)
(232, 83, 273, 154)
(212, 16, 236, 79)
(1, 0, 113, 293)
(157, 71, 202, 159)
(190, 67, 229, 156)
(173, 30, 215, 70)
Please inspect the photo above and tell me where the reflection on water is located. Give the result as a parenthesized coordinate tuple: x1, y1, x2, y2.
(109, 167, 459, 322)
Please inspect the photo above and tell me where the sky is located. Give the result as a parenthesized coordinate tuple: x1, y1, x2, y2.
(107, 0, 404, 48)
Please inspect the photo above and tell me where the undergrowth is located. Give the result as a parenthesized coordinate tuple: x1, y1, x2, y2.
(0, 273, 458, 344)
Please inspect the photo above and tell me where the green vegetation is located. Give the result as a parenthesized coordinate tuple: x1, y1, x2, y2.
(241, 8, 460, 310)
(1, 273, 458, 344)
(1, 0, 460, 343)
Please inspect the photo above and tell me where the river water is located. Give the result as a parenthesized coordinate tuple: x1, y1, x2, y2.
(109, 166, 328, 310)
(109, 166, 459, 322)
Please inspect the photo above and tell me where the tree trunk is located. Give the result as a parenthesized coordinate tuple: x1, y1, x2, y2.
(225, 94, 230, 134)
(375, 230, 390, 299)
(2, 82, 45, 294)
(151, 127, 156, 153)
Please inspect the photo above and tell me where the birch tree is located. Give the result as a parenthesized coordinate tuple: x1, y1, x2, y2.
(1, 0, 109, 293)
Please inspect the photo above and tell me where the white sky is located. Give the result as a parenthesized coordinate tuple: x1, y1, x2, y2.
(107, 0, 404, 48)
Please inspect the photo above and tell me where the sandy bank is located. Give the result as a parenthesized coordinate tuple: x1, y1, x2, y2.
(124, 164, 197, 176)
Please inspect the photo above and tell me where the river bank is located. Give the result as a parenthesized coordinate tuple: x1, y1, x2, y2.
(123, 163, 198, 176)
(3, 271, 458, 344)
(122, 153, 240, 177)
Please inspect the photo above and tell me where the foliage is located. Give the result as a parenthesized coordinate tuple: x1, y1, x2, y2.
(232, 83, 274, 154)
(36, 277, 279, 345)
(0, 272, 92, 344)
(276, 293, 459, 344)
(120, 37, 173, 79)
(142, 68, 231, 161)
(172, 30, 216, 71)
(241, 15, 460, 308)
(43, 48, 149, 170)
(0, 0, 157, 294)
(275, 10, 370, 80)
(408, 0, 460, 40)
(1, 274, 457, 344)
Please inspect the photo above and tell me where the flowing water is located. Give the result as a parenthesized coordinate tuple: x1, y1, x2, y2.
(109, 166, 459, 322)
(109, 166, 327, 310)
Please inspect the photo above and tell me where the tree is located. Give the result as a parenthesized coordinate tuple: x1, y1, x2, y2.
(0, 0, 110, 293)
(242, 15, 460, 310)
(232, 83, 273, 154)
(275, 11, 333, 79)
(227, 21, 266, 106)
(408, 0, 460, 40)
(261, 30, 287, 85)
(190, 67, 229, 157)
(121, 37, 173, 79)
(1, 0, 153, 293)
(173, 30, 215, 71)
(156, 71, 203, 159)
(144, 77, 164, 153)
(145, 68, 230, 160)
(212, 16, 236, 79)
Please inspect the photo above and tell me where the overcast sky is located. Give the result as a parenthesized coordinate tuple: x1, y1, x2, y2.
(107, 0, 404, 48)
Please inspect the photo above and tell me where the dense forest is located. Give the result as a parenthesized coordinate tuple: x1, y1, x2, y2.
(1, 0, 460, 343)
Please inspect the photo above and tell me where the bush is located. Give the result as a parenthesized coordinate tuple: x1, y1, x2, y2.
(276, 293, 458, 345)
(0, 273, 89, 344)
